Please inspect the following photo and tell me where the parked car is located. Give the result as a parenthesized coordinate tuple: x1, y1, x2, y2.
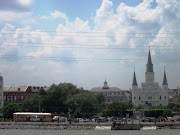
(173, 115, 180, 121)
(97, 117, 108, 122)
(142, 117, 155, 122)
(166, 117, 175, 122)
(78, 118, 86, 122)
(52, 116, 60, 121)
(158, 116, 166, 122)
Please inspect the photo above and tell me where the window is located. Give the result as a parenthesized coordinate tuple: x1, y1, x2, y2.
(7, 96, 10, 101)
(107, 99, 110, 102)
(134, 97, 136, 100)
(148, 96, 152, 100)
(4, 96, 6, 101)
(11, 96, 13, 101)
(165, 96, 166, 99)
(21, 96, 24, 100)
(14, 96, 16, 101)
(160, 96, 161, 100)
(139, 96, 141, 100)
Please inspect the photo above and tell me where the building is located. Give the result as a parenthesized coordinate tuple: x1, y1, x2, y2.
(0, 73, 3, 110)
(132, 49, 169, 107)
(168, 88, 180, 103)
(90, 79, 131, 106)
(3, 86, 49, 105)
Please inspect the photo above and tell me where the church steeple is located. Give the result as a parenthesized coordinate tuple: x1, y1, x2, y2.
(132, 70, 137, 85)
(163, 69, 168, 85)
(146, 49, 153, 72)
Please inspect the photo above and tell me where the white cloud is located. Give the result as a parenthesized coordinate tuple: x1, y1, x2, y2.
(0, 11, 31, 23)
(17, 0, 34, 6)
(51, 11, 68, 20)
(1, 0, 180, 89)
(40, 16, 49, 20)
(27, 47, 52, 57)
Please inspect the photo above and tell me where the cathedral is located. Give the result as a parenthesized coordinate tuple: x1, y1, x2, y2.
(132, 50, 169, 107)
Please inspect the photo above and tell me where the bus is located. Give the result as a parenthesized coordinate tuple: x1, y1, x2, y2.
(13, 112, 52, 122)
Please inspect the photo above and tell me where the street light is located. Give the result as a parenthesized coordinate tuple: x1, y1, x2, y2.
(39, 96, 41, 112)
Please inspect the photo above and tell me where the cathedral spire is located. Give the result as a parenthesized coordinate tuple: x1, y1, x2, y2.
(132, 70, 137, 85)
(163, 68, 168, 85)
(146, 48, 153, 72)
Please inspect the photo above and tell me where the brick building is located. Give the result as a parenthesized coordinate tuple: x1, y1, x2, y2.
(3, 86, 49, 105)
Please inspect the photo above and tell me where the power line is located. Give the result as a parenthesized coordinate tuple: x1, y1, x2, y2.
(1, 55, 180, 63)
(1, 32, 180, 38)
(1, 42, 180, 50)
(1, 30, 180, 34)
(2, 45, 180, 50)
(1, 34, 180, 38)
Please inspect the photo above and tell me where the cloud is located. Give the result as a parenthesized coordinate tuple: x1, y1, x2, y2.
(0, 11, 32, 23)
(0, 0, 33, 12)
(0, 0, 33, 24)
(51, 11, 68, 20)
(1, 0, 180, 89)
(40, 16, 49, 20)
(40, 11, 68, 21)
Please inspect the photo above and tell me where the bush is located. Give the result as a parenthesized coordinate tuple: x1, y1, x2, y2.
(163, 109, 172, 117)
(144, 109, 172, 117)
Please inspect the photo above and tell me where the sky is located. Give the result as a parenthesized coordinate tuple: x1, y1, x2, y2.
(0, 0, 180, 90)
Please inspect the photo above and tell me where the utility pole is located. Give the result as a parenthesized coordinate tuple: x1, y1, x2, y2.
(39, 96, 41, 112)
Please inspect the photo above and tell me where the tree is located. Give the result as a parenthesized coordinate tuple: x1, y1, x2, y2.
(106, 102, 130, 117)
(167, 103, 176, 110)
(21, 82, 102, 117)
(163, 109, 172, 117)
(73, 108, 83, 118)
(95, 93, 104, 104)
(65, 91, 100, 117)
(2, 103, 21, 119)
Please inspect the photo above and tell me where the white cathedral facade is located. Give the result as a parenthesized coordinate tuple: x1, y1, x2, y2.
(132, 50, 169, 107)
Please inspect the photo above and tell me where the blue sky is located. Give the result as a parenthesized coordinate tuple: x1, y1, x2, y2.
(0, 0, 180, 90)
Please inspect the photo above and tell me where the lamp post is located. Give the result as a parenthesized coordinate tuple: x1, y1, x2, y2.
(39, 96, 41, 112)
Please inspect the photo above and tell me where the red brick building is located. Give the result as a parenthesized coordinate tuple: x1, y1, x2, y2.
(3, 86, 49, 105)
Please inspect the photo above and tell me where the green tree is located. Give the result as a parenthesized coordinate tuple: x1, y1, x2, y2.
(106, 102, 130, 117)
(167, 103, 176, 110)
(65, 91, 99, 117)
(73, 108, 83, 118)
(163, 109, 172, 117)
(2, 103, 21, 119)
(21, 82, 102, 117)
(95, 93, 104, 104)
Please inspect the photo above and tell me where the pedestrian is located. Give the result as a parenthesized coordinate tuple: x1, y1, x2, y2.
(58, 117, 59, 123)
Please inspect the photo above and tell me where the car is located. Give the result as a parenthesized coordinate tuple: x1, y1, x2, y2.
(97, 117, 108, 122)
(52, 116, 60, 121)
(78, 118, 86, 122)
(166, 117, 175, 122)
(173, 115, 180, 121)
(143, 117, 155, 122)
(158, 116, 166, 122)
